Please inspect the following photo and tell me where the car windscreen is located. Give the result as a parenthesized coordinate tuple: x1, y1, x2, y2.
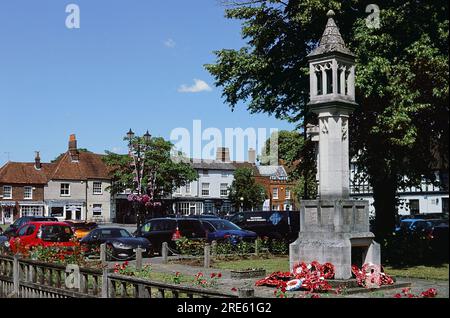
(40, 225, 73, 242)
(206, 220, 242, 231)
(100, 229, 131, 238)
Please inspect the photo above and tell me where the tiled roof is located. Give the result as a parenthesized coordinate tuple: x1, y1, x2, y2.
(257, 165, 288, 178)
(0, 162, 54, 184)
(231, 162, 261, 176)
(190, 159, 236, 171)
(50, 151, 111, 180)
(308, 10, 355, 58)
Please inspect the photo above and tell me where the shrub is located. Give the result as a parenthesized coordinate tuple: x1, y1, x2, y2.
(175, 237, 206, 256)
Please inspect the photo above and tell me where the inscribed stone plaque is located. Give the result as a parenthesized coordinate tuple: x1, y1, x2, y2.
(343, 207, 353, 225)
(305, 207, 318, 225)
(321, 207, 334, 225)
(355, 207, 365, 226)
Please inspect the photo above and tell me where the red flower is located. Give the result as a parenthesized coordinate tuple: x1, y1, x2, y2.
(311, 294, 321, 298)
(217, 273, 222, 278)
(231, 288, 237, 292)
(421, 288, 437, 298)
(210, 273, 216, 278)
(281, 287, 286, 293)
(394, 293, 402, 298)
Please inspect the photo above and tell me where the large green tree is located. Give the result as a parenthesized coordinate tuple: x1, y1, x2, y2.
(228, 167, 267, 211)
(206, 0, 449, 238)
(103, 136, 198, 217)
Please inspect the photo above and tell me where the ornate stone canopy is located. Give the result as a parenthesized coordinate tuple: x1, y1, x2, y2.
(308, 10, 355, 58)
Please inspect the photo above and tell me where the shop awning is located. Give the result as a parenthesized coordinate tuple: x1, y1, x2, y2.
(0, 201, 16, 207)
(18, 201, 45, 206)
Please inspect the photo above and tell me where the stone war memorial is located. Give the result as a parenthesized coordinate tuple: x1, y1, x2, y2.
(290, 10, 381, 280)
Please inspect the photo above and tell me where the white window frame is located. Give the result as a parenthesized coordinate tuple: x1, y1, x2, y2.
(273, 188, 279, 199)
(285, 188, 291, 200)
(185, 183, 191, 194)
(60, 183, 70, 197)
(93, 181, 103, 195)
(175, 187, 182, 195)
(202, 183, 210, 197)
(93, 204, 103, 216)
(220, 183, 228, 197)
(3, 186, 12, 199)
(24, 186, 33, 200)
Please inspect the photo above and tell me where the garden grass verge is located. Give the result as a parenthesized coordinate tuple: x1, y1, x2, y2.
(213, 256, 290, 273)
(384, 264, 449, 281)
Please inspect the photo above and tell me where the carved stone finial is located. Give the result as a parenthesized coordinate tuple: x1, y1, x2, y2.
(327, 10, 335, 18)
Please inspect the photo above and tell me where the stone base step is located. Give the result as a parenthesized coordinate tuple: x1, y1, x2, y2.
(343, 282, 412, 295)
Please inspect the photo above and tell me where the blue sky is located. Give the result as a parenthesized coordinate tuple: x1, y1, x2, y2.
(0, 0, 295, 166)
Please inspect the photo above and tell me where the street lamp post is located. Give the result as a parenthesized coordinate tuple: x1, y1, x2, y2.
(126, 129, 152, 237)
(240, 197, 244, 212)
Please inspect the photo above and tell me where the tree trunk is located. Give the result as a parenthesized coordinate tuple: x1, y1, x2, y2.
(372, 175, 399, 240)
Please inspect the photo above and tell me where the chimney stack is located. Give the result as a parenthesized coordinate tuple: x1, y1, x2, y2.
(216, 147, 230, 162)
(34, 151, 42, 170)
(248, 148, 256, 164)
(68, 134, 79, 161)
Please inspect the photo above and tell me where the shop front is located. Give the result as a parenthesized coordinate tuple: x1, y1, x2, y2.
(46, 200, 86, 221)
(19, 201, 45, 217)
(1, 201, 16, 224)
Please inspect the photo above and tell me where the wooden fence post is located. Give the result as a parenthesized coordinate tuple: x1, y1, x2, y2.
(136, 248, 143, 271)
(100, 244, 109, 298)
(100, 243, 107, 265)
(162, 242, 168, 264)
(204, 243, 211, 269)
(13, 255, 19, 297)
(211, 241, 217, 258)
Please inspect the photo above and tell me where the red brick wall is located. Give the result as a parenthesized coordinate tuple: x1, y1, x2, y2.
(0, 184, 45, 201)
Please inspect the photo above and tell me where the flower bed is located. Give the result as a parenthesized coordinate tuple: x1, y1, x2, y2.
(256, 261, 397, 294)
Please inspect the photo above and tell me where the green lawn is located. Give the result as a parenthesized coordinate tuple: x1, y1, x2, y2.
(384, 264, 449, 281)
(213, 256, 449, 281)
(214, 256, 290, 273)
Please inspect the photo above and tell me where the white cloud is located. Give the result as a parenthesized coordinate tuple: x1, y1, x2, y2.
(178, 79, 212, 93)
(164, 38, 176, 48)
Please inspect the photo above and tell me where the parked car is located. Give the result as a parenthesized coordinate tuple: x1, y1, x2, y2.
(395, 219, 435, 235)
(202, 219, 257, 244)
(181, 214, 221, 220)
(135, 217, 257, 254)
(64, 221, 98, 239)
(226, 210, 300, 242)
(135, 218, 206, 254)
(2, 216, 58, 238)
(80, 227, 152, 260)
(5, 221, 76, 253)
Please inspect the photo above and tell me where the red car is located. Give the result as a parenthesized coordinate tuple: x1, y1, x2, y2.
(7, 221, 77, 253)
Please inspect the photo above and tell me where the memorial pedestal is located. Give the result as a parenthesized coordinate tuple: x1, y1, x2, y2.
(289, 199, 381, 279)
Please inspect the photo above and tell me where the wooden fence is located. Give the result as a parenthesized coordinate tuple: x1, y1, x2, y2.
(0, 253, 251, 299)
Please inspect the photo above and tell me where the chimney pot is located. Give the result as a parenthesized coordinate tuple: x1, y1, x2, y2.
(35, 151, 42, 170)
(68, 134, 79, 161)
(248, 148, 256, 164)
